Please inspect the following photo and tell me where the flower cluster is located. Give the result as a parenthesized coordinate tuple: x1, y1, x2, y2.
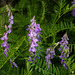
(0, 5, 13, 57)
(71, 0, 75, 16)
(45, 46, 55, 70)
(0, 5, 17, 68)
(58, 33, 69, 69)
(6, 5, 14, 34)
(0, 33, 9, 57)
(27, 16, 42, 62)
(27, 16, 42, 54)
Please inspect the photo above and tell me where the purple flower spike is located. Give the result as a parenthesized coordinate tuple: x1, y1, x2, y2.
(1, 33, 9, 57)
(71, 0, 75, 16)
(45, 46, 55, 70)
(27, 16, 42, 62)
(58, 33, 69, 69)
(0, 5, 18, 68)
(27, 16, 42, 54)
(0, 6, 14, 57)
(6, 6, 13, 34)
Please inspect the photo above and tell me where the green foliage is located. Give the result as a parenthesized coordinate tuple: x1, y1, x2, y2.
(0, 0, 75, 75)
(0, 36, 28, 69)
(28, 56, 68, 75)
(68, 44, 75, 52)
(0, 62, 33, 75)
(65, 55, 75, 74)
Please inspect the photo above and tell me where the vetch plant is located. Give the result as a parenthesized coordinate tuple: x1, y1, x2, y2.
(0, 5, 17, 68)
(0, 5, 14, 57)
(45, 42, 59, 70)
(0, 0, 75, 74)
(58, 33, 69, 69)
(6, 5, 14, 34)
(26, 16, 42, 62)
(0, 32, 9, 57)
(45, 47, 55, 70)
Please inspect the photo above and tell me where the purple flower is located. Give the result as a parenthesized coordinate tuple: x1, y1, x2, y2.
(0, 33, 9, 57)
(1, 6, 14, 57)
(71, 0, 75, 16)
(0, 5, 17, 68)
(45, 46, 55, 70)
(27, 16, 42, 53)
(6, 5, 13, 34)
(27, 16, 42, 62)
(1, 33, 8, 40)
(10, 59, 18, 68)
(58, 33, 69, 69)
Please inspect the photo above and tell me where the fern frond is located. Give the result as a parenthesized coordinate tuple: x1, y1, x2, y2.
(0, 36, 27, 69)
(68, 44, 75, 52)
(45, 22, 75, 39)
(40, 1, 46, 23)
(28, 56, 64, 75)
